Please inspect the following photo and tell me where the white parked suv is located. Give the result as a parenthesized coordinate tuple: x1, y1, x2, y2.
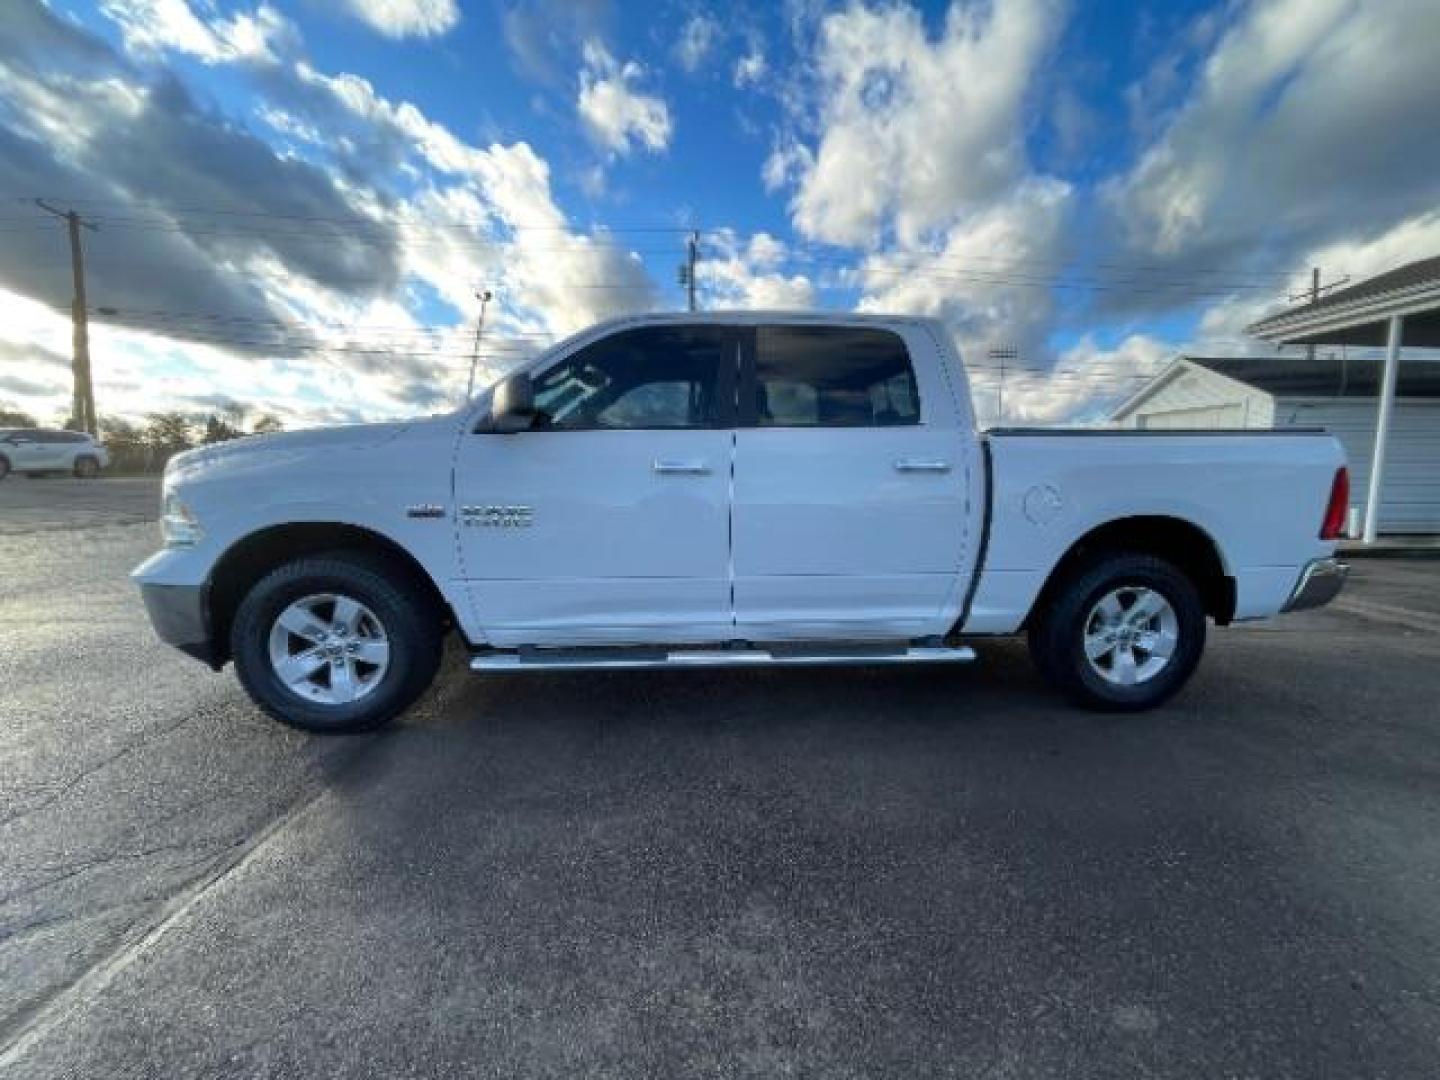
(0, 428, 110, 479)
(134, 312, 1349, 732)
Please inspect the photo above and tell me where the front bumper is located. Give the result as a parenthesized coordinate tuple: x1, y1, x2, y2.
(139, 581, 220, 668)
(1282, 557, 1348, 613)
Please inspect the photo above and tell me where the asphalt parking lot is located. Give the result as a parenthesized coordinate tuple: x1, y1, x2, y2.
(2, 481, 1439, 1077)
(0, 475, 161, 534)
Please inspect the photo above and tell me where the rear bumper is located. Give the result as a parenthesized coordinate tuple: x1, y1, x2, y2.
(1282, 557, 1348, 613)
(139, 582, 220, 668)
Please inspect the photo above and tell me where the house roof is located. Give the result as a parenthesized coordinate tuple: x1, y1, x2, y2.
(1188, 354, 1440, 397)
(1247, 254, 1440, 347)
(1112, 354, 1440, 420)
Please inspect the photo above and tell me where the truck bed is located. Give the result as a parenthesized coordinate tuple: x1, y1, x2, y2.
(961, 427, 1346, 633)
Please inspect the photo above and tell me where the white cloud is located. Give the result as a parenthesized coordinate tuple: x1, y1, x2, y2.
(339, 0, 460, 40)
(0, 285, 448, 428)
(762, 138, 810, 193)
(780, 0, 1062, 247)
(1200, 209, 1440, 346)
(1285, 210, 1440, 300)
(1107, 0, 1440, 262)
(99, 0, 296, 64)
(703, 230, 815, 309)
(985, 333, 1172, 427)
(286, 64, 659, 338)
(576, 40, 673, 156)
(674, 14, 720, 73)
(950, 332, 1172, 429)
(9, 0, 659, 426)
(733, 46, 766, 88)
(991, 200, 1440, 429)
(856, 178, 1073, 362)
(501, 0, 610, 86)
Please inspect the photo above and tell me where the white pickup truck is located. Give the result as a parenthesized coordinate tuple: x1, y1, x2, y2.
(134, 312, 1349, 732)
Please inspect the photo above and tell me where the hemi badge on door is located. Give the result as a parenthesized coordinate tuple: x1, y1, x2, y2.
(406, 504, 447, 519)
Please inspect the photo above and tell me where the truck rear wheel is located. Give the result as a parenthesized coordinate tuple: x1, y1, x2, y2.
(231, 552, 443, 733)
(1028, 552, 1206, 711)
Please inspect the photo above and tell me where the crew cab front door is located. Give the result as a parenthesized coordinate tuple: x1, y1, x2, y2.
(456, 324, 737, 648)
(731, 323, 972, 641)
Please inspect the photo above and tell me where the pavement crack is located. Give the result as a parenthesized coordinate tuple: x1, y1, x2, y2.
(0, 837, 235, 907)
(1333, 596, 1440, 635)
(0, 710, 209, 828)
(0, 734, 378, 1067)
(0, 852, 224, 945)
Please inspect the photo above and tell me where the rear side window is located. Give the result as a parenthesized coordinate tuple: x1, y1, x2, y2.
(532, 325, 732, 430)
(753, 326, 919, 427)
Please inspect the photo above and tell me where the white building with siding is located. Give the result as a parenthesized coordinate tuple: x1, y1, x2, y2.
(1110, 355, 1440, 534)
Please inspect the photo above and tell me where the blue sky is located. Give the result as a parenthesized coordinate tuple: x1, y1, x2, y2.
(2, 0, 1438, 428)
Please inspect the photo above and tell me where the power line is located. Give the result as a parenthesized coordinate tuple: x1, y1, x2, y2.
(87, 304, 560, 338)
(10, 201, 1309, 290)
(3, 196, 695, 232)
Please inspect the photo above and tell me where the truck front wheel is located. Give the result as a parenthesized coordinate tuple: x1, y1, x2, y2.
(231, 552, 443, 733)
(1028, 552, 1206, 711)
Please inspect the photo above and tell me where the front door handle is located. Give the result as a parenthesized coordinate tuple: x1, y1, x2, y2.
(653, 459, 712, 475)
(894, 459, 952, 473)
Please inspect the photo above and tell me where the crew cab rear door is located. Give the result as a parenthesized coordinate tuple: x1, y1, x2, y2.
(731, 323, 973, 641)
(455, 323, 738, 648)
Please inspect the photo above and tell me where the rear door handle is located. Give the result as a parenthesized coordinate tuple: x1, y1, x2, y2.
(894, 459, 952, 472)
(653, 459, 712, 475)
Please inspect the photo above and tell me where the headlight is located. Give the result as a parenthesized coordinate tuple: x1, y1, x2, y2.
(161, 489, 203, 547)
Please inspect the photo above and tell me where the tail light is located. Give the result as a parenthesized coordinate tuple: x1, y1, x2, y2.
(1320, 467, 1349, 540)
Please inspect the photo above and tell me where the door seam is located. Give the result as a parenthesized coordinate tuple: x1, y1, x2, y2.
(727, 428, 737, 630)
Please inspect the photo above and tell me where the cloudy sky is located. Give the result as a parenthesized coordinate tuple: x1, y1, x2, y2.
(2, 0, 1437, 429)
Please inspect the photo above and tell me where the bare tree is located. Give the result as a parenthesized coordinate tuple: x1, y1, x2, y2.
(201, 413, 244, 444)
(0, 407, 39, 428)
(145, 412, 195, 467)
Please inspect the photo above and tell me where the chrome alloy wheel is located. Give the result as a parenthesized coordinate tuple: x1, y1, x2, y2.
(267, 593, 391, 705)
(1082, 586, 1179, 687)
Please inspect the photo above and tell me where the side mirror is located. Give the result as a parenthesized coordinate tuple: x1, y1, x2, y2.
(484, 372, 536, 433)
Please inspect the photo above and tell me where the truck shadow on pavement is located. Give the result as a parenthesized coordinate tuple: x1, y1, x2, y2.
(152, 632, 1438, 1080)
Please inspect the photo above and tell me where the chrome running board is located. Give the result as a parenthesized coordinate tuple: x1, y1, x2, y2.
(470, 645, 976, 672)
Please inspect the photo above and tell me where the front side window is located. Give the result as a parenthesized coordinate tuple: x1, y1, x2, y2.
(753, 326, 919, 427)
(531, 325, 731, 430)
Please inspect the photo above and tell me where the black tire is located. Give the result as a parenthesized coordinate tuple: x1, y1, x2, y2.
(1027, 552, 1206, 712)
(231, 551, 444, 733)
(73, 455, 100, 478)
(0, 455, 9, 481)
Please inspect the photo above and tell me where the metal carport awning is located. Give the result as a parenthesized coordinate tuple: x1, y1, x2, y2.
(1248, 255, 1440, 543)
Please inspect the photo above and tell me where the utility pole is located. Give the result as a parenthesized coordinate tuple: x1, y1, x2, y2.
(465, 289, 493, 401)
(1306, 266, 1320, 364)
(35, 200, 99, 434)
(1289, 266, 1350, 365)
(678, 230, 699, 312)
(988, 343, 1017, 427)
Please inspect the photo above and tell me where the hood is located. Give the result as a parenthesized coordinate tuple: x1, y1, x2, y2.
(165, 419, 417, 483)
